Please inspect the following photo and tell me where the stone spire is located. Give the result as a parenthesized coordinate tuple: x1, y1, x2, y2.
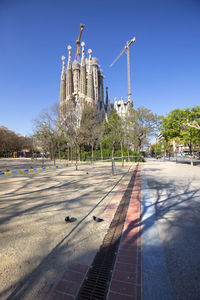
(86, 49, 94, 103)
(88, 49, 92, 74)
(59, 56, 66, 117)
(66, 45, 74, 100)
(92, 57, 99, 106)
(61, 55, 66, 79)
(106, 86, 111, 116)
(81, 41, 85, 64)
(67, 45, 72, 69)
(106, 86, 109, 106)
(98, 69, 104, 110)
(72, 59, 80, 94)
(80, 42, 86, 97)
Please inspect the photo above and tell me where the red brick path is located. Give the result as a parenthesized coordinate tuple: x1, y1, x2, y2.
(107, 165, 142, 300)
(47, 264, 89, 300)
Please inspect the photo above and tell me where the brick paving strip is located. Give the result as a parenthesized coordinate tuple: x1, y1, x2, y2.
(45, 166, 142, 300)
(107, 165, 142, 300)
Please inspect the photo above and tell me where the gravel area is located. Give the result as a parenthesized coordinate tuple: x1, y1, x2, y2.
(0, 160, 134, 300)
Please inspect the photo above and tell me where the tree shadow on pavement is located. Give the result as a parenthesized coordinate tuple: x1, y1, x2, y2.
(142, 171, 200, 300)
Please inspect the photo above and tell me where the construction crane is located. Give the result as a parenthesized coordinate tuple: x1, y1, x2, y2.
(110, 37, 136, 101)
(74, 24, 85, 61)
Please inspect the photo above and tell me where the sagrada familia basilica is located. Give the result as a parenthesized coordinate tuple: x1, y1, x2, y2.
(59, 41, 112, 123)
(59, 25, 132, 123)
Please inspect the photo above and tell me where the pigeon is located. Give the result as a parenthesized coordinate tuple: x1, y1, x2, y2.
(65, 216, 77, 223)
(65, 216, 71, 223)
(93, 216, 104, 222)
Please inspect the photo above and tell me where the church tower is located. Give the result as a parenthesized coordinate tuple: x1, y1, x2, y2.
(66, 45, 74, 103)
(59, 38, 110, 123)
(79, 42, 87, 108)
(59, 56, 66, 118)
(98, 70, 104, 111)
(92, 57, 99, 107)
(86, 49, 94, 104)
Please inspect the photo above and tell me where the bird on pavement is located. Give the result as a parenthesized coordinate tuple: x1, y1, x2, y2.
(65, 216, 71, 223)
(93, 216, 104, 222)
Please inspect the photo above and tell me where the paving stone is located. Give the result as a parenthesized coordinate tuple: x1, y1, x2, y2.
(110, 279, 136, 296)
(68, 264, 88, 274)
(115, 261, 137, 273)
(108, 291, 135, 300)
(117, 254, 137, 265)
(62, 270, 84, 282)
(55, 279, 80, 296)
(113, 269, 137, 284)
(48, 291, 75, 300)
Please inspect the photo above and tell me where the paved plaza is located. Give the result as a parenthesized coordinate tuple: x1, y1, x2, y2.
(0, 158, 200, 299)
(0, 159, 134, 300)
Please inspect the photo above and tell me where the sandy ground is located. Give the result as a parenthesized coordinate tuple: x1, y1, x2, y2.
(0, 159, 134, 300)
(143, 159, 200, 300)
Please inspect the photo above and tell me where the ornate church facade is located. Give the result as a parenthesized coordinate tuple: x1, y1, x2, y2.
(113, 97, 132, 118)
(59, 42, 111, 124)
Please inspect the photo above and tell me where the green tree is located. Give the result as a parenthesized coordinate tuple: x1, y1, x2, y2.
(126, 107, 162, 152)
(160, 106, 200, 165)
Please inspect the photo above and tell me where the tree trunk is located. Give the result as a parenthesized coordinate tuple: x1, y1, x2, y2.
(70, 147, 73, 162)
(75, 143, 78, 170)
(112, 158, 114, 176)
(112, 145, 114, 159)
(49, 144, 53, 161)
(67, 147, 69, 162)
(58, 145, 61, 161)
(191, 155, 194, 167)
(100, 142, 103, 160)
(189, 143, 193, 166)
(78, 146, 81, 162)
(127, 148, 130, 161)
(120, 142, 124, 167)
(91, 143, 94, 164)
(52, 143, 56, 166)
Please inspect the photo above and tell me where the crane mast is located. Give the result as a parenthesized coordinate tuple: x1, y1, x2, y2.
(75, 24, 84, 61)
(110, 37, 136, 102)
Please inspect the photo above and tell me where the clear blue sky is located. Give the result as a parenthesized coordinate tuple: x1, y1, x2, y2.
(0, 0, 200, 136)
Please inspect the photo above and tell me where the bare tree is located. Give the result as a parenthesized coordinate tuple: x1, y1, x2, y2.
(80, 104, 102, 163)
(33, 103, 61, 164)
(61, 102, 82, 169)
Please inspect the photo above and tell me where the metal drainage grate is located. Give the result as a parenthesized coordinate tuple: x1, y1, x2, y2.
(76, 165, 138, 300)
